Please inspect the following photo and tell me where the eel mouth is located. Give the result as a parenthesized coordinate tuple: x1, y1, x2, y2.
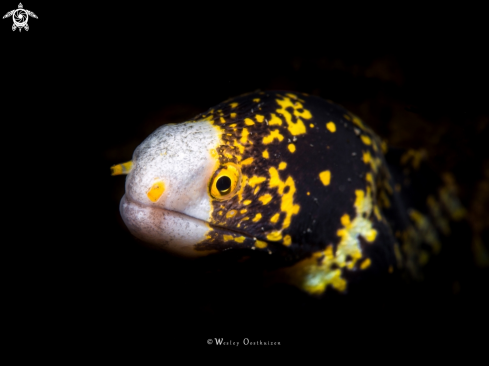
(119, 194, 257, 257)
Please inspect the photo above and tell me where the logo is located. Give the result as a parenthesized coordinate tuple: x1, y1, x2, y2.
(3, 3, 37, 32)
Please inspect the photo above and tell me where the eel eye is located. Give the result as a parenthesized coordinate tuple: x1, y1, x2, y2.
(209, 163, 241, 200)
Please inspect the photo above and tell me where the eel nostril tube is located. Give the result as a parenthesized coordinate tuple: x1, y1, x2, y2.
(110, 161, 133, 176)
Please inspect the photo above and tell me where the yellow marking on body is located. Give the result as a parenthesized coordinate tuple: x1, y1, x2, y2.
(226, 210, 237, 218)
(259, 194, 272, 205)
(244, 118, 255, 126)
(255, 240, 267, 248)
(235, 236, 246, 243)
(230, 102, 238, 108)
(110, 161, 133, 176)
(240, 209, 247, 214)
(267, 231, 283, 241)
(220, 117, 226, 123)
(307, 192, 310, 195)
(262, 149, 269, 159)
(269, 113, 282, 126)
(326, 122, 336, 133)
(218, 211, 223, 216)
(252, 213, 262, 222)
(223, 235, 234, 242)
(319, 170, 331, 186)
(147, 181, 165, 202)
(374, 206, 381, 220)
(288, 144, 296, 153)
(248, 176, 266, 187)
(253, 98, 260, 102)
(275, 96, 312, 136)
(361, 135, 372, 145)
(262, 129, 284, 144)
(351, 115, 366, 129)
(240, 128, 250, 144)
(254, 114, 264, 123)
(269, 167, 300, 230)
(275, 188, 379, 295)
(230, 113, 237, 118)
(233, 140, 245, 154)
(360, 258, 371, 270)
(241, 157, 253, 165)
(278, 162, 287, 170)
(283, 235, 292, 246)
(366, 172, 374, 185)
(270, 213, 280, 223)
(210, 149, 218, 158)
(310, 123, 314, 128)
(243, 200, 252, 205)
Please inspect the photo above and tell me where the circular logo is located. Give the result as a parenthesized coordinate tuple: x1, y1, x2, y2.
(13, 9, 28, 27)
(207, 339, 213, 345)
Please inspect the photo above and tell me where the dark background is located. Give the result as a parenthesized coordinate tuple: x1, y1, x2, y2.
(3, 4, 488, 348)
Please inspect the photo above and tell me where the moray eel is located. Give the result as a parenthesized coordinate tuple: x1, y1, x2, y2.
(112, 91, 466, 295)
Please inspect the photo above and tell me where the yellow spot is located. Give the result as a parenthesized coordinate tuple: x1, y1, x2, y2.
(361, 135, 372, 145)
(254, 187, 260, 194)
(309, 123, 314, 128)
(319, 170, 331, 186)
(226, 210, 237, 218)
(240, 209, 247, 214)
(252, 213, 262, 222)
(255, 240, 267, 248)
(366, 172, 374, 185)
(147, 181, 165, 202)
(220, 117, 226, 123)
(262, 149, 269, 159)
(269, 113, 282, 126)
(230, 102, 238, 108)
(374, 206, 381, 220)
(262, 129, 284, 144)
(253, 98, 260, 102)
(230, 113, 237, 118)
(267, 231, 283, 241)
(218, 211, 223, 216)
(268, 167, 300, 230)
(259, 194, 272, 205)
(244, 118, 254, 126)
(307, 192, 310, 195)
(243, 200, 252, 205)
(278, 162, 287, 170)
(223, 235, 234, 242)
(240, 128, 249, 144)
(110, 160, 133, 176)
(360, 258, 371, 270)
(235, 236, 246, 243)
(255, 114, 265, 122)
(248, 177, 266, 189)
(270, 213, 280, 223)
(275, 96, 312, 136)
(288, 144, 296, 153)
(341, 214, 350, 226)
(343, 114, 351, 121)
(241, 157, 253, 165)
(326, 122, 336, 133)
(283, 235, 292, 246)
(210, 149, 217, 158)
